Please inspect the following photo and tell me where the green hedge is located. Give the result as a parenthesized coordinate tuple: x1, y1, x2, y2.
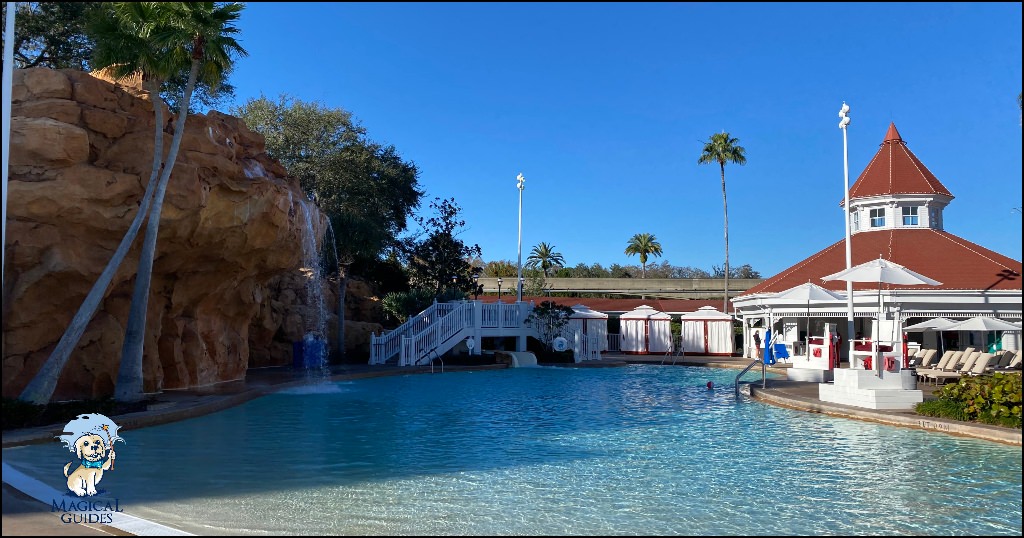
(915, 372, 1022, 429)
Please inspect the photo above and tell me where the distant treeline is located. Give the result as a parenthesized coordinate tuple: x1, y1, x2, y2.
(476, 260, 761, 279)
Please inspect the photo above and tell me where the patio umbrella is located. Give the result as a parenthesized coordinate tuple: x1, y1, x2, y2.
(773, 282, 845, 348)
(821, 257, 941, 374)
(943, 317, 1022, 352)
(903, 317, 957, 332)
(903, 316, 957, 354)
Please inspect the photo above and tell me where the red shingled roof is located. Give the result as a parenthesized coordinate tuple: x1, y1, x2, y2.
(843, 123, 953, 204)
(480, 296, 734, 314)
(744, 228, 1022, 294)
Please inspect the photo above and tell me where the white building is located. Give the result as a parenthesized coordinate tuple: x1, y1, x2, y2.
(732, 123, 1022, 362)
(620, 305, 672, 354)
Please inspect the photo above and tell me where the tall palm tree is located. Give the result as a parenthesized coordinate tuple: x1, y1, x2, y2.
(114, 2, 247, 402)
(697, 131, 746, 313)
(624, 233, 663, 278)
(19, 2, 178, 404)
(526, 242, 565, 277)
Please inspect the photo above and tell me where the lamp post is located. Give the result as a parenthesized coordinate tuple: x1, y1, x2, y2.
(497, 277, 503, 303)
(472, 272, 481, 300)
(516, 173, 525, 303)
(839, 102, 854, 359)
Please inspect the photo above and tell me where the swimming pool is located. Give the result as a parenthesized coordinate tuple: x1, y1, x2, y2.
(3, 365, 1021, 535)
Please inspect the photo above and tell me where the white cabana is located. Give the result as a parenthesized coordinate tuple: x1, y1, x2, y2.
(620, 305, 672, 354)
(567, 304, 609, 360)
(679, 306, 735, 356)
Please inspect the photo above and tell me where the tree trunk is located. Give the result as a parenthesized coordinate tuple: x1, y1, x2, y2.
(336, 261, 351, 361)
(18, 80, 166, 405)
(115, 62, 199, 402)
(720, 163, 729, 314)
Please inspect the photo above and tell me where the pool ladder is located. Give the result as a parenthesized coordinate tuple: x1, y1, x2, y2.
(734, 359, 766, 398)
(661, 337, 685, 365)
(416, 348, 444, 373)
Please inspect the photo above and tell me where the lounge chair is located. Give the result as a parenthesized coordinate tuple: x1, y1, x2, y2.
(925, 352, 984, 385)
(992, 350, 1016, 369)
(916, 350, 960, 382)
(991, 351, 1022, 372)
(914, 349, 938, 369)
(964, 353, 997, 378)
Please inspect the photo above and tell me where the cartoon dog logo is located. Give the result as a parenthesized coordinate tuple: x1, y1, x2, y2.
(56, 413, 124, 497)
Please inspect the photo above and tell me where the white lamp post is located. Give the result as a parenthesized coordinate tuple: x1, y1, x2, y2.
(839, 102, 854, 358)
(2, 3, 17, 291)
(516, 172, 525, 302)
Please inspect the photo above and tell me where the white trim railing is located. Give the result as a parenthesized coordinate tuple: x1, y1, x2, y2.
(370, 302, 457, 364)
(402, 302, 475, 366)
(373, 301, 533, 366)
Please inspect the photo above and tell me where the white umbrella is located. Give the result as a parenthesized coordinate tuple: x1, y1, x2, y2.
(821, 257, 941, 287)
(822, 257, 941, 373)
(943, 317, 1022, 353)
(903, 316, 957, 354)
(773, 283, 845, 347)
(903, 317, 957, 332)
(943, 317, 1022, 332)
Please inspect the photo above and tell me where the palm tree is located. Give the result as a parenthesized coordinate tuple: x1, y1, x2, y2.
(624, 233, 663, 278)
(697, 131, 746, 313)
(19, 3, 178, 404)
(526, 242, 565, 277)
(114, 2, 247, 402)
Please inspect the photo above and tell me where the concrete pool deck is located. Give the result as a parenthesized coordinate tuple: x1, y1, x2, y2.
(3, 355, 1020, 536)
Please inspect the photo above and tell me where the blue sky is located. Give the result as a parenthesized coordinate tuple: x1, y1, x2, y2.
(226, 2, 1022, 277)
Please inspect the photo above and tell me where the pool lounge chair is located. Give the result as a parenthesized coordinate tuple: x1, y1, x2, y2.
(916, 351, 960, 382)
(925, 352, 985, 385)
(910, 349, 938, 369)
(991, 351, 1022, 373)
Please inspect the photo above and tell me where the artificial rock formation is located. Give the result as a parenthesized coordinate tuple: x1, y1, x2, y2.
(2, 67, 381, 402)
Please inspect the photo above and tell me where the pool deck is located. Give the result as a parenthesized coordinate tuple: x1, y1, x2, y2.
(3, 354, 1020, 536)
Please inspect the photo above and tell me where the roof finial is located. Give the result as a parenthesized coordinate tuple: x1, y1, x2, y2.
(883, 122, 903, 143)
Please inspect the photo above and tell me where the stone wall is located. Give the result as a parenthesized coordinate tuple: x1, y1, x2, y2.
(2, 67, 381, 401)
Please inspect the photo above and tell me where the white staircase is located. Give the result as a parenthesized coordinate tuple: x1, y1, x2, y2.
(370, 301, 534, 366)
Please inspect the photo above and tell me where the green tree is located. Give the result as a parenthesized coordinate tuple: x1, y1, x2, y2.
(380, 289, 435, 327)
(698, 131, 746, 313)
(18, 2, 246, 404)
(3, 2, 100, 70)
(404, 198, 482, 296)
(234, 94, 422, 360)
(483, 260, 517, 278)
(526, 242, 565, 277)
(624, 233, 663, 278)
(113, 2, 247, 402)
(525, 301, 575, 350)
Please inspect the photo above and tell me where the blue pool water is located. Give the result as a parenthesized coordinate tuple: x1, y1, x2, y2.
(3, 365, 1021, 535)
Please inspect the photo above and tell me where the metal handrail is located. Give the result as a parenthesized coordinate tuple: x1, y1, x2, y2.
(734, 359, 764, 398)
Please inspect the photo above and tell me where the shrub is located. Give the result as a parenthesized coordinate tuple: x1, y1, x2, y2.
(916, 372, 1022, 429)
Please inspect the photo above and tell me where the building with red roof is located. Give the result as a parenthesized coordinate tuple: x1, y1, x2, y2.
(732, 123, 1022, 359)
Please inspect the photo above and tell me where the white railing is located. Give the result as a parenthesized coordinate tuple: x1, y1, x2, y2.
(370, 302, 457, 364)
(481, 302, 525, 329)
(607, 333, 621, 352)
(402, 302, 475, 366)
(374, 301, 534, 366)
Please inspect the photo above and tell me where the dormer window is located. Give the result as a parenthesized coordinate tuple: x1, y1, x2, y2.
(870, 208, 885, 228)
(902, 206, 919, 226)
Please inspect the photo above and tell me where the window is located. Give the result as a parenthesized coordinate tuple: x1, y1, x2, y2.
(929, 207, 939, 229)
(870, 208, 885, 228)
(902, 206, 918, 226)
(852, 211, 860, 232)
